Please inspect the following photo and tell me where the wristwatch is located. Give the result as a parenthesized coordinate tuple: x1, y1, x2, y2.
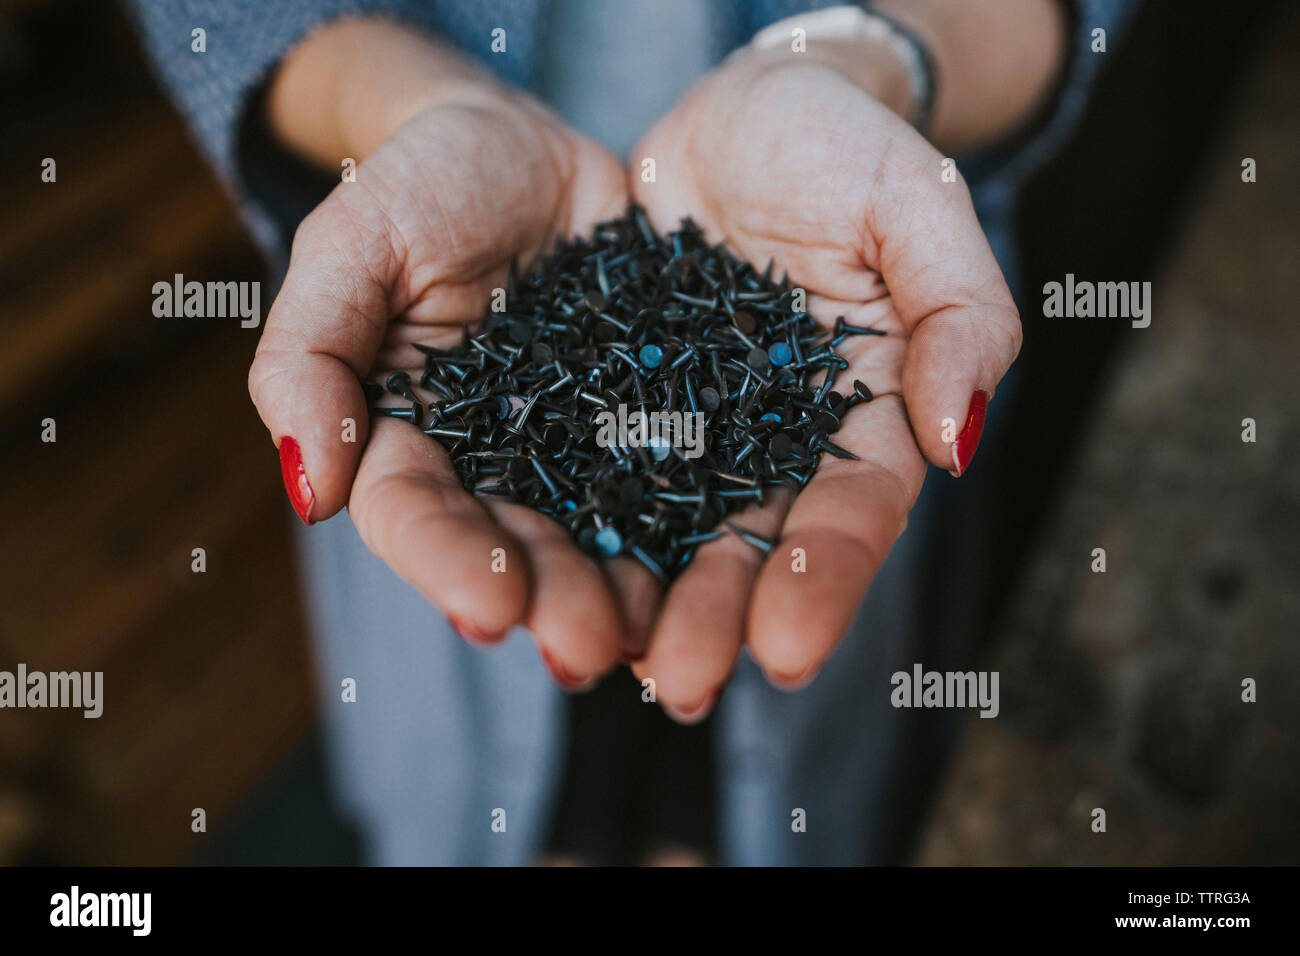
(748, 4, 938, 135)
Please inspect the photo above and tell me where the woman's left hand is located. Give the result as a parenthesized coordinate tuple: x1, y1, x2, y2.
(625, 47, 1022, 721)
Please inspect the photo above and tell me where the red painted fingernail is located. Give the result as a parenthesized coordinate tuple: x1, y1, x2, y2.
(950, 390, 989, 477)
(539, 646, 588, 690)
(448, 615, 506, 646)
(663, 688, 719, 725)
(278, 436, 315, 525)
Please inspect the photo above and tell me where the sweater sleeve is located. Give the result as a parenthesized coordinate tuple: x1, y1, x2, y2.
(952, 0, 1138, 190)
(121, 0, 538, 262)
(746, 0, 1136, 195)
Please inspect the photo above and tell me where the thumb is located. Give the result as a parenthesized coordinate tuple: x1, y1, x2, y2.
(901, 302, 1020, 476)
(876, 157, 1022, 477)
(249, 191, 400, 522)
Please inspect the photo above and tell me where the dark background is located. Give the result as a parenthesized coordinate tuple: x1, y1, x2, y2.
(0, 0, 1295, 865)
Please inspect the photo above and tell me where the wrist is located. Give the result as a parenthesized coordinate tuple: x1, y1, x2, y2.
(268, 16, 509, 168)
(741, 7, 922, 125)
(802, 34, 916, 120)
(740, 1, 1067, 152)
(870, 0, 1068, 151)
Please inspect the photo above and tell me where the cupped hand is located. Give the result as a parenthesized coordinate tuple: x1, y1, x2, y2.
(249, 94, 636, 684)
(627, 53, 1022, 718)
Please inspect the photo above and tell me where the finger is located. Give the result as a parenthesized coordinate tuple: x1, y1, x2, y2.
(633, 488, 791, 722)
(485, 501, 622, 688)
(349, 418, 530, 637)
(249, 187, 401, 522)
(747, 396, 925, 687)
(603, 558, 664, 663)
(561, 127, 632, 229)
(870, 158, 1021, 476)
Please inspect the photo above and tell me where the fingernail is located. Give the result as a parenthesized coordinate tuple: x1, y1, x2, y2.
(618, 632, 650, 664)
(278, 436, 315, 524)
(950, 390, 989, 477)
(662, 688, 719, 725)
(766, 665, 818, 691)
(539, 646, 590, 690)
(448, 615, 506, 646)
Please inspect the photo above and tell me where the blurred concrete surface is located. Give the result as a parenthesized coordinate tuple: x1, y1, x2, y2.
(916, 11, 1300, 865)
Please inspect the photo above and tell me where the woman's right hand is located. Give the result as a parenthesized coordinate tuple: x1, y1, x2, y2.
(248, 20, 637, 683)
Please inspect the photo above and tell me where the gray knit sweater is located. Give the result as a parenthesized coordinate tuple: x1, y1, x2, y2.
(124, 0, 1133, 278)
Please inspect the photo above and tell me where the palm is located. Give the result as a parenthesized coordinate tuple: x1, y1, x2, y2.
(252, 100, 638, 680)
(624, 60, 1019, 711)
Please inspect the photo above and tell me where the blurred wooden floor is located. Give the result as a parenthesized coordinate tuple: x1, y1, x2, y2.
(0, 0, 314, 864)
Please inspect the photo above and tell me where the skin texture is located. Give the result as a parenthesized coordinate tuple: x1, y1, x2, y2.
(626, 51, 1022, 716)
(252, 9, 1064, 717)
(250, 71, 638, 683)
